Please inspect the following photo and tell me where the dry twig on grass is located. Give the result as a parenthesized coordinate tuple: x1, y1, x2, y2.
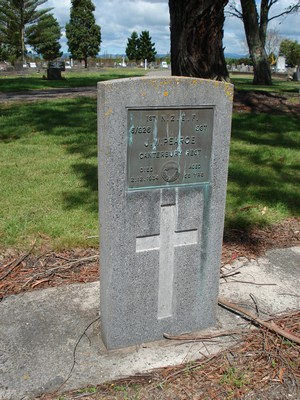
(0, 249, 99, 301)
(0, 240, 36, 281)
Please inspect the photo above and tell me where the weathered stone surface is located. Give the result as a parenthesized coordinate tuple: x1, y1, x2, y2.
(97, 77, 233, 349)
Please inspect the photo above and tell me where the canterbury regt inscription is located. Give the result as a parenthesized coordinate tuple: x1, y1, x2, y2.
(127, 108, 214, 189)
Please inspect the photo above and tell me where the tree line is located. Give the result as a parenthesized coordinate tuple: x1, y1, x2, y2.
(125, 31, 156, 63)
(0, 0, 101, 67)
(0, 0, 158, 67)
(1, 0, 299, 86)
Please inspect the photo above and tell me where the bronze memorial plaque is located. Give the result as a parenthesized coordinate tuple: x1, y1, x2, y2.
(127, 107, 214, 190)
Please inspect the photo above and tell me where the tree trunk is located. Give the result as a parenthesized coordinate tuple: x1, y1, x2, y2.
(252, 55, 272, 85)
(240, 0, 272, 85)
(168, 0, 229, 80)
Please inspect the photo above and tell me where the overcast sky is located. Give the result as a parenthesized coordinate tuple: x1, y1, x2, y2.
(45, 0, 300, 56)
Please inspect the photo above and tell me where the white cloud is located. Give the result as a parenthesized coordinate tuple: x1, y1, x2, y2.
(46, 0, 300, 56)
(268, 0, 300, 42)
(47, 0, 71, 25)
(94, 0, 170, 55)
(224, 13, 248, 55)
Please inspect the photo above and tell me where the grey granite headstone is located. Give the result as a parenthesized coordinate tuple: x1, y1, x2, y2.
(97, 77, 233, 349)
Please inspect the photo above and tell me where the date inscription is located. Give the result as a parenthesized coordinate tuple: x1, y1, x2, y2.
(127, 107, 214, 189)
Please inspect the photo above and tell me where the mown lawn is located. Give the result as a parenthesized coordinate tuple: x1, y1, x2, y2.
(226, 112, 299, 231)
(0, 98, 98, 250)
(230, 74, 300, 93)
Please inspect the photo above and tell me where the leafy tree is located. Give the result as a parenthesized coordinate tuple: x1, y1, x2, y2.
(0, 0, 52, 63)
(66, 0, 101, 68)
(228, 0, 300, 85)
(26, 13, 62, 60)
(125, 31, 139, 61)
(137, 30, 156, 62)
(279, 39, 300, 66)
(169, 0, 229, 80)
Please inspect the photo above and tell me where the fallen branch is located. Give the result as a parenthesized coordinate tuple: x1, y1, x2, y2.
(163, 329, 246, 341)
(22, 255, 99, 288)
(0, 240, 36, 281)
(218, 297, 300, 345)
(45, 255, 99, 272)
(221, 279, 276, 286)
(220, 271, 241, 279)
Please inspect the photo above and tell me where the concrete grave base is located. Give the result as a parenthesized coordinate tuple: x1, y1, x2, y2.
(0, 247, 299, 400)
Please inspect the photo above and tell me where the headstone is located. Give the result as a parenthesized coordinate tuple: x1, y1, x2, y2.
(97, 77, 233, 350)
(293, 67, 300, 82)
(276, 56, 286, 73)
(47, 68, 61, 80)
(47, 61, 65, 80)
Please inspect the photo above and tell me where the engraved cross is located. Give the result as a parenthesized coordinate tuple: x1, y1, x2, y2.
(136, 205, 198, 319)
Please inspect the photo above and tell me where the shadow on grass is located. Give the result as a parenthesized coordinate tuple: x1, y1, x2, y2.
(0, 97, 97, 149)
(0, 97, 99, 214)
(0, 72, 144, 92)
(231, 77, 300, 93)
(62, 163, 98, 213)
(225, 113, 300, 231)
(232, 113, 299, 148)
(1, 97, 299, 233)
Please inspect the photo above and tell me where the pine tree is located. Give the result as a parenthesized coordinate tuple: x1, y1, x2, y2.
(66, 0, 101, 68)
(125, 31, 139, 61)
(26, 13, 62, 61)
(0, 0, 52, 63)
(138, 30, 156, 62)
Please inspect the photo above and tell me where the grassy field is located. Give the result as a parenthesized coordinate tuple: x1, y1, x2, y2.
(230, 74, 300, 93)
(226, 112, 299, 230)
(0, 75, 299, 251)
(0, 68, 146, 92)
(0, 97, 98, 250)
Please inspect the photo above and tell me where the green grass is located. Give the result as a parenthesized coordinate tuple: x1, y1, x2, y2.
(0, 68, 146, 92)
(0, 98, 99, 250)
(230, 75, 300, 93)
(226, 112, 300, 231)
(0, 83, 299, 250)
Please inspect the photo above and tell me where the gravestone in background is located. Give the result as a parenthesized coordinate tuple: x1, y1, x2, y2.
(47, 61, 65, 80)
(276, 56, 286, 73)
(98, 77, 233, 350)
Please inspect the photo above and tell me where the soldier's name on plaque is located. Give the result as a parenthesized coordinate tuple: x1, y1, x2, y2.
(127, 107, 214, 190)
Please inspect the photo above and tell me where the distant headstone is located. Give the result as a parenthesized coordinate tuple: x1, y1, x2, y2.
(293, 67, 300, 81)
(47, 61, 65, 80)
(97, 77, 233, 350)
(276, 56, 286, 73)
